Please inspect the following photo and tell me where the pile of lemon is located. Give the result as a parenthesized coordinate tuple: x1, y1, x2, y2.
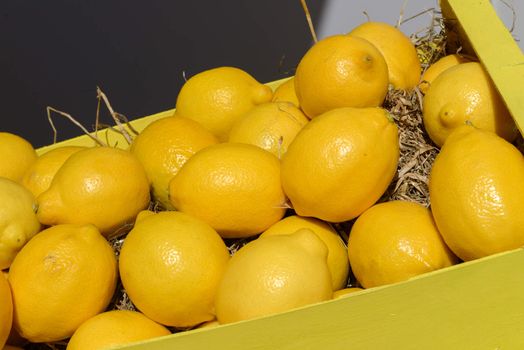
(1, 20, 523, 350)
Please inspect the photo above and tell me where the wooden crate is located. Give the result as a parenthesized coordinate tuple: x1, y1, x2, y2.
(37, 0, 524, 348)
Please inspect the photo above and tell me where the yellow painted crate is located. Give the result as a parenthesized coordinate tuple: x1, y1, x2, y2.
(36, 0, 524, 348)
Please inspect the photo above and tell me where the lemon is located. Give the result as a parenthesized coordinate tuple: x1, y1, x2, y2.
(423, 62, 517, 147)
(119, 210, 230, 328)
(281, 107, 399, 222)
(272, 77, 300, 108)
(429, 125, 524, 261)
(294, 35, 389, 118)
(0, 178, 41, 270)
(21, 146, 85, 198)
(419, 54, 472, 94)
(174, 66, 273, 141)
(228, 102, 309, 157)
(197, 319, 220, 329)
(8, 224, 117, 343)
(36, 147, 150, 236)
(348, 200, 457, 288)
(0, 274, 12, 349)
(130, 116, 218, 209)
(66, 310, 171, 350)
(333, 288, 363, 299)
(215, 229, 332, 324)
(349, 21, 421, 90)
(261, 215, 349, 290)
(169, 143, 286, 238)
(0, 133, 37, 183)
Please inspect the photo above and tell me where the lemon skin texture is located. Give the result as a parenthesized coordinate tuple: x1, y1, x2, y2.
(429, 125, 524, 261)
(281, 107, 399, 222)
(294, 35, 389, 118)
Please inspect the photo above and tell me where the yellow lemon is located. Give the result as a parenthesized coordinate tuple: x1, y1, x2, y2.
(174, 66, 273, 141)
(294, 35, 389, 118)
(349, 21, 421, 90)
(272, 77, 300, 108)
(0, 274, 12, 348)
(66, 310, 171, 350)
(21, 146, 85, 198)
(261, 215, 349, 290)
(429, 125, 524, 261)
(423, 62, 517, 147)
(130, 116, 218, 209)
(0, 178, 40, 270)
(348, 200, 458, 288)
(419, 54, 472, 94)
(0, 133, 37, 183)
(281, 107, 399, 222)
(333, 288, 363, 299)
(119, 211, 230, 328)
(228, 102, 309, 157)
(215, 229, 332, 324)
(169, 143, 286, 238)
(197, 319, 220, 329)
(8, 224, 117, 342)
(36, 147, 150, 236)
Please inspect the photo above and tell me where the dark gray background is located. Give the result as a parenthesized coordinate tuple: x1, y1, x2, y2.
(0, 1, 324, 148)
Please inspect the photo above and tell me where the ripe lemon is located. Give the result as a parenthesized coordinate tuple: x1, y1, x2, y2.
(294, 35, 389, 118)
(119, 211, 230, 328)
(66, 310, 171, 350)
(0, 132, 37, 183)
(0, 178, 41, 270)
(349, 21, 421, 90)
(215, 229, 332, 324)
(281, 107, 399, 222)
(333, 288, 363, 299)
(0, 274, 12, 348)
(197, 319, 220, 329)
(260, 215, 349, 290)
(8, 224, 117, 342)
(36, 147, 150, 236)
(272, 77, 300, 108)
(429, 125, 524, 261)
(228, 102, 309, 157)
(169, 143, 286, 238)
(21, 146, 85, 198)
(174, 66, 273, 141)
(130, 116, 218, 209)
(348, 200, 458, 288)
(423, 62, 517, 147)
(419, 54, 472, 94)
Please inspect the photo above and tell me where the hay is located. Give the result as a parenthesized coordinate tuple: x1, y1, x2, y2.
(380, 87, 439, 208)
